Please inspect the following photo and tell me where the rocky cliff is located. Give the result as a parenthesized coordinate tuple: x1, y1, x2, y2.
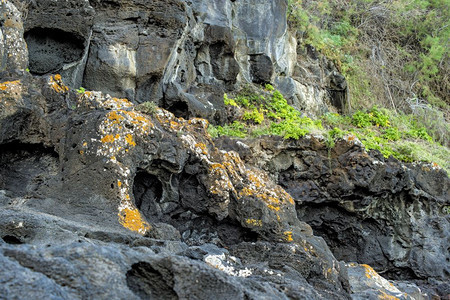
(1, 0, 448, 299)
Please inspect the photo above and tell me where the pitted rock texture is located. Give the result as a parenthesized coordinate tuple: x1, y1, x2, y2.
(1, 72, 437, 299)
(0, 75, 348, 299)
(1, 1, 448, 299)
(216, 135, 450, 287)
(0, 0, 28, 74)
(19, 0, 345, 119)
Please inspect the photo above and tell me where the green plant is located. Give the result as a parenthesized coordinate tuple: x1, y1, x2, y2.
(224, 94, 238, 107)
(352, 111, 372, 128)
(209, 121, 247, 138)
(243, 108, 264, 124)
(383, 127, 401, 141)
(76, 87, 86, 94)
(136, 101, 157, 115)
(265, 84, 275, 92)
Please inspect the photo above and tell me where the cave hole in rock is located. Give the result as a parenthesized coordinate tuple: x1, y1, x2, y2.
(328, 89, 347, 113)
(25, 27, 85, 75)
(126, 261, 177, 300)
(2, 235, 23, 244)
(166, 101, 189, 119)
(133, 171, 163, 221)
(0, 142, 59, 197)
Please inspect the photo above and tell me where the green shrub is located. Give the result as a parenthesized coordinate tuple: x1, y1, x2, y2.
(243, 108, 264, 124)
(352, 111, 372, 128)
(136, 101, 157, 115)
(224, 94, 238, 107)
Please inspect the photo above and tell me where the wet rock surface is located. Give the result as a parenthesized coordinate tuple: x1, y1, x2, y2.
(1, 0, 449, 299)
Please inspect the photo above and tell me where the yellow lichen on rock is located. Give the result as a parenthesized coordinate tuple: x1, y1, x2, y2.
(362, 264, 378, 279)
(125, 134, 136, 147)
(92, 108, 155, 234)
(118, 207, 150, 234)
(245, 219, 263, 227)
(284, 231, 293, 242)
(49, 74, 69, 94)
(0, 80, 21, 91)
(377, 291, 400, 300)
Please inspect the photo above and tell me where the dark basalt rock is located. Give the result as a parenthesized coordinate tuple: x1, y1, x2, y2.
(1, 1, 448, 299)
(16, 0, 347, 118)
(25, 28, 85, 75)
(218, 136, 449, 293)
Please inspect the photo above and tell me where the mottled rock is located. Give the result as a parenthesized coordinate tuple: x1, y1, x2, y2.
(0, 0, 28, 74)
(17, 0, 346, 118)
(217, 135, 450, 296)
(1, 74, 352, 298)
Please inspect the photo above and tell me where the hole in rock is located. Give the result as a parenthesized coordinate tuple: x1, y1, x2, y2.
(166, 101, 189, 119)
(126, 261, 177, 300)
(25, 27, 85, 75)
(328, 89, 347, 113)
(2, 235, 23, 244)
(0, 142, 59, 197)
(133, 171, 163, 220)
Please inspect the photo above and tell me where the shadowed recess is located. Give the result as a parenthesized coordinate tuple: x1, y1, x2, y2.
(0, 142, 59, 198)
(25, 27, 85, 75)
(126, 261, 177, 300)
(133, 171, 163, 220)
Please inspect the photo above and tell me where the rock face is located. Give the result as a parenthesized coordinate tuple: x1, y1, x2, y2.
(20, 0, 344, 120)
(1, 0, 449, 299)
(216, 135, 450, 293)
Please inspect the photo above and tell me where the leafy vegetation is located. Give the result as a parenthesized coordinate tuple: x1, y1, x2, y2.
(208, 85, 322, 140)
(209, 86, 449, 174)
(287, 0, 449, 114)
(76, 87, 86, 94)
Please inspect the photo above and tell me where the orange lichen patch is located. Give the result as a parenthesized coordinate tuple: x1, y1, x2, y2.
(170, 120, 183, 131)
(0, 80, 21, 91)
(267, 204, 280, 212)
(284, 231, 293, 242)
(101, 134, 119, 143)
(125, 134, 136, 147)
(377, 291, 400, 300)
(118, 208, 150, 234)
(117, 180, 122, 188)
(102, 97, 134, 109)
(346, 135, 356, 141)
(49, 74, 69, 94)
(106, 111, 126, 125)
(122, 111, 154, 132)
(362, 264, 378, 279)
(245, 219, 263, 227)
(195, 143, 208, 155)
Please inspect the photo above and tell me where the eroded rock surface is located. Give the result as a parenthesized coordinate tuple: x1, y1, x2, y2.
(216, 135, 450, 295)
(1, 1, 448, 299)
(20, 0, 344, 119)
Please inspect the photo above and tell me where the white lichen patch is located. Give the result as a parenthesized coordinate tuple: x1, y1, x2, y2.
(204, 254, 253, 278)
(95, 110, 154, 160)
(79, 91, 134, 110)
